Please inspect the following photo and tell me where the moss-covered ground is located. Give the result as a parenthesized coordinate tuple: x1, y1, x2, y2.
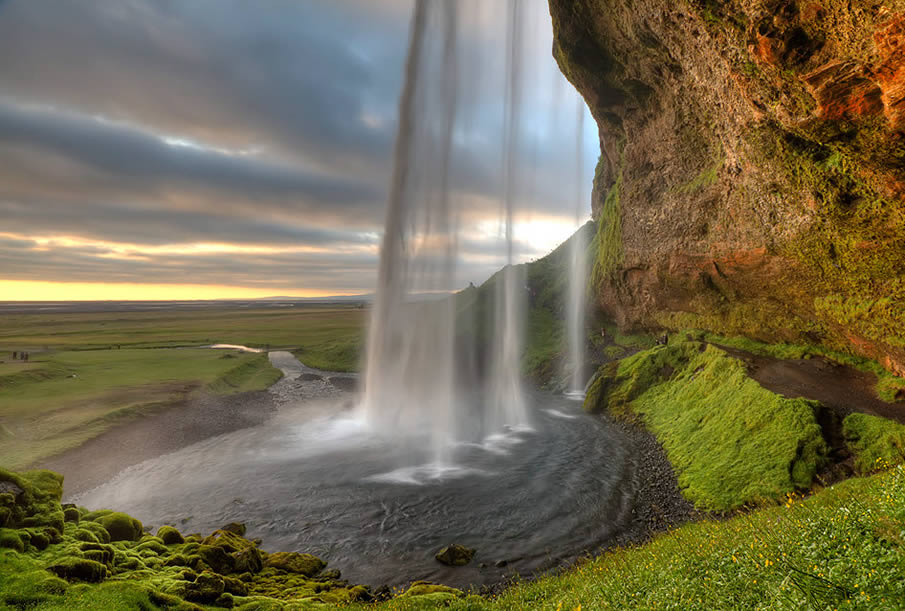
(584, 340, 827, 511)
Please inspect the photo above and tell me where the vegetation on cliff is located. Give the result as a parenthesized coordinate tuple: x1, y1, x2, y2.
(585, 340, 827, 510)
(549, 0, 905, 375)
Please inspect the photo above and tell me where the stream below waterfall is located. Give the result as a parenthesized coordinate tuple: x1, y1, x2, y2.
(72, 355, 637, 589)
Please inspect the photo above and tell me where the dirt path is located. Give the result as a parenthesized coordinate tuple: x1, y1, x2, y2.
(719, 346, 905, 424)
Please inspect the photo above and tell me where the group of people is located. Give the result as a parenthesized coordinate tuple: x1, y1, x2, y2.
(10, 351, 29, 361)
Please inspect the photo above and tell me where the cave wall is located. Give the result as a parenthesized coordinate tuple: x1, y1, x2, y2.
(549, 0, 905, 374)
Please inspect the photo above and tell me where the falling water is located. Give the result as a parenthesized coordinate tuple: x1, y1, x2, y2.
(565, 95, 588, 399)
(362, 0, 529, 464)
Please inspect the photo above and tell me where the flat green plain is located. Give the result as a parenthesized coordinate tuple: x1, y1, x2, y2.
(0, 306, 365, 469)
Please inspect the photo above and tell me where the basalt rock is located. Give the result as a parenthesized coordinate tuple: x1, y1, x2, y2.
(550, 0, 905, 374)
(435, 543, 476, 566)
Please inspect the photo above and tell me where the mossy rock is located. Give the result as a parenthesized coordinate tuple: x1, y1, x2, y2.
(183, 571, 225, 604)
(222, 575, 248, 596)
(47, 558, 108, 583)
(136, 538, 168, 555)
(62, 507, 80, 524)
(76, 520, 111, 543)
(262, 551, 325, 576)
(400, 581, 464, 599)
(24, 528, 51, 551)
(0, 528, 24, 552)
(157, 525, 185, 545)
(72, 528, 100, 544)
(79, 542, 115, 566)
(88, 511, 143, 542)
(197, 544, 235, 574)
(232, 547, 263, 574)
(435, 543, 476, 566)
(220, 522, 246, 536)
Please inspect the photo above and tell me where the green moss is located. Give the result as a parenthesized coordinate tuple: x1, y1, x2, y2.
(47, 557, 109, 583)
(262, 552, 325, 577)
(0, 528, 24, 552)
(843, 413, 905, 474)
(400, 581, 464, 600)
(673, 145, 723, 194)
(157, 525, 185, 546)
(591, 342, 827, 510)
(591, 172, 623, 287)
(85, 511, 143, 542)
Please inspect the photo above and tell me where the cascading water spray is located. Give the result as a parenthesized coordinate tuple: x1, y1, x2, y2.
(565, 94, 588, 399)
(362, 0, 530, 466)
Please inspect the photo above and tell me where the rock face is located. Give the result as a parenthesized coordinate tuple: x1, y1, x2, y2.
(549, 0, 905, 373)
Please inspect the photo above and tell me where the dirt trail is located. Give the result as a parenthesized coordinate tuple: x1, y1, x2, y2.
(719, 346, 905, 424)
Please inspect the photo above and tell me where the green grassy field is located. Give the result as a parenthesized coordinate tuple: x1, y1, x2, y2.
(0, 306, 365, 368)
(0, 306, 365, 469)
(0, 348, 281, 469)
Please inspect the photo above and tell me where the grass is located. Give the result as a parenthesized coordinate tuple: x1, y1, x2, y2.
(0, 305, 365, 369)
(843, 413, 905, 474)
(586, 341, 826, 511)
(0, 349, 281, 469)
(367, 465, 905, 610)
(0, 305, 365, 468)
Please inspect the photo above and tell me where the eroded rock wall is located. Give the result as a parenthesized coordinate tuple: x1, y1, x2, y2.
(550, 0, 905, 373)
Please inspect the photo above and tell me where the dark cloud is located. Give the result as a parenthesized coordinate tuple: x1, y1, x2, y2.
(0, 0, 595, 294)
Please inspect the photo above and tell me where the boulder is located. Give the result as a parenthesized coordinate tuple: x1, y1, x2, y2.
(88, 511, 142, 542)
(263, 551, 326, 576)
(183, 571, 225, 604)
(435, 544, 476, 566)
(47, 558, 108, 583)
(157, 525, 185, 545)
(220, 522, 246, 536)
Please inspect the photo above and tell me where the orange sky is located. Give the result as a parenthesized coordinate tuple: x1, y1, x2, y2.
(0, 281, 354, 301)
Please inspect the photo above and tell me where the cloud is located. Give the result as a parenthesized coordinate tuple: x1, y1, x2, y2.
(0, 0, 596, 295)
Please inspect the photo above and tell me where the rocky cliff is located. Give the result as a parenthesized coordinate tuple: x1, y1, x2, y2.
(549, 0, 905, 375)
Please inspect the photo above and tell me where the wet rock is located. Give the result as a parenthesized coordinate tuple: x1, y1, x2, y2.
(299, 373, 324, 382)
(494, 559, 508, 568)
(263, 551, 326, 576)
(220, 522, 246, 536)
(435, 544, 476, 566)
(328, 376, 356, 392)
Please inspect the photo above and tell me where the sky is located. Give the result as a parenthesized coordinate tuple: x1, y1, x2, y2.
(0, 0, 597, 301)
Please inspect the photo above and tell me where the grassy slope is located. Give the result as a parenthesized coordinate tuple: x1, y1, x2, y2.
(369, 465, 905, 610)
(843, 413, 905, 474)
(585, 341, 827, 511)
(0, 349, 281, 469)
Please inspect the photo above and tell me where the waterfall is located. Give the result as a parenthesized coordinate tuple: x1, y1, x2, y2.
(565, 94, 588, 399)
(362, 0, 530, 465)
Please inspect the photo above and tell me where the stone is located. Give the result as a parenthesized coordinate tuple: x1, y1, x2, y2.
(220, 522, 246, 536)
(434, 543, 476, 566)
(157, 525, 185, 545)
(263, 551, 326, 576)
(47, 558, 108, 583)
